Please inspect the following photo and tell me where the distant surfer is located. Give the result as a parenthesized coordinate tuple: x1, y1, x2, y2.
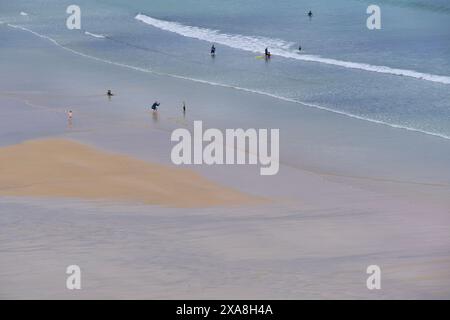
(264, 47, 271, 59)
(151, 101, 160, 111)
(182, 101, 186, 113)
(210, 44, 216, 56)
(298, 45, 302, 52)
(308, 10, 313, 18)
(67, 110, 73, 128)
(107, 89, 114, 97)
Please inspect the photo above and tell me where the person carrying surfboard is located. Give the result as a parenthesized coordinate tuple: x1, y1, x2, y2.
(264, 47, 271, 59)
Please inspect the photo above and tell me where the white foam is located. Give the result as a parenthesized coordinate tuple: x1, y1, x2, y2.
(135, 14, 293, 53)
(5, 23, 450, 141)
(135, 14, 450, 85)
(84, 31, 106, 39)
(20, 12, 28, 16)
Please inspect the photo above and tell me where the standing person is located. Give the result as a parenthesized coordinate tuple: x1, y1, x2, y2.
(67, 110, 73, 128)
(264, 47, 271, 59)
(182, 101, 186, 113)
(308, 10, 313, 18)
(107, 90, 114, 98)
(210, 44, 216, 56)
(151, 101, 160, 111)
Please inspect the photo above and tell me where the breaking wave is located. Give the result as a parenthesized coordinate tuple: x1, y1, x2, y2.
(5, 22, 450, 141)
(135, 14, 450, 85)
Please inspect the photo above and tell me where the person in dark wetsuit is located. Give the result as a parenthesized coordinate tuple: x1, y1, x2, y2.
(210, 44, 216, 56)
(308, 11, 313, 18)
(151, 101, 160, 111)
(264, 47, 271, 59)
(107, 90, 114, 100)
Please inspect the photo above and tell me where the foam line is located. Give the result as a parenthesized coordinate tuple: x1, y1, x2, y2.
(84, 31, 106, 39)
(135, 14, 450, 85)
(5, 23, 450, 141)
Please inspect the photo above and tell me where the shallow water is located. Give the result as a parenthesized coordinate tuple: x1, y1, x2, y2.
(1, 0, 450, 138)
(1, 1, 450, 299)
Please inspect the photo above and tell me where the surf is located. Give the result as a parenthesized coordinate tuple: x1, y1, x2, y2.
(5, 22, 450, 141)
(84, 31, 106, 39)
(135, 13, 450, 85)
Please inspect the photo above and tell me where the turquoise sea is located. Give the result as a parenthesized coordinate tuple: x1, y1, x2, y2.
(1, 0, 450, 138)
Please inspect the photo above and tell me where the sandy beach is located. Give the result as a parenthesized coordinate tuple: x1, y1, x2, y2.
(1, 3, 450, 300)
(0, 138, 258, 207)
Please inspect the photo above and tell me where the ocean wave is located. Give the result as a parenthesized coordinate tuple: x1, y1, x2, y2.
(5, 23, 450, 141)
(135, 14, 450, 85)
(135, 13, 293, 52)
(20, 12, 28, 16)
(84, 31, 106, 39)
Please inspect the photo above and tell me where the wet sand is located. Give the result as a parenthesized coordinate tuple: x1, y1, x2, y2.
(1, 22, 450, 299)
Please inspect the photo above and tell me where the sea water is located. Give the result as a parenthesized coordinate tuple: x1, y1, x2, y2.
(1, 0, 450, 138)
